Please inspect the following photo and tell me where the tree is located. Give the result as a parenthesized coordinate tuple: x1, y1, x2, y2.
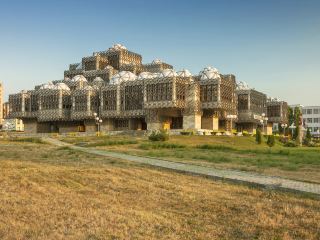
(288, 107, 294, 126)
(256, 129, 262, 144)
(306, 128, 312, 140)
(267, 135, 275, 147)
(293, 106, 301, 140)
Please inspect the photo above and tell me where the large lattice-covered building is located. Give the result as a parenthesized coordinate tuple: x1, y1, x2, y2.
(8, 44, 285, 134)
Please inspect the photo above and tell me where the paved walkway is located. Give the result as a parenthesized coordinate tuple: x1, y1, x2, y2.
(44, 137, 320, 196)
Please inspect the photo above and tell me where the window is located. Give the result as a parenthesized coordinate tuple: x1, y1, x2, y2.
(314, 118, 319, 123)
(302, 109, 306, 114)
(307, 109, 312, 114)
(307, 118, 313, 123)
(314, 127, 319, 133)
(314, 108, 320, 114)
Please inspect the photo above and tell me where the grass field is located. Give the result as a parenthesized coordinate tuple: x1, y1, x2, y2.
(61, 135, 320, 184)
(0, 139, 319, 239)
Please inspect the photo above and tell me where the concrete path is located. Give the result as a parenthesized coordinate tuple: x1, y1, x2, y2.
(44, 137, 320, 196)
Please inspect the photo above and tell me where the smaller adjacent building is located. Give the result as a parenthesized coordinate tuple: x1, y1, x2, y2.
(266, 98, 288, 133)
(302, 106, 320, 136)
(235, 81, 269, 134)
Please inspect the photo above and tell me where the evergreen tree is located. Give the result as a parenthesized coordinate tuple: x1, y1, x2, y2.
(256, 129, 262, 144)
(288, 107, 294, 126)
(267, 135, 275, 147)
(293, 106, 301, 140)
(306, 128, 312, 141)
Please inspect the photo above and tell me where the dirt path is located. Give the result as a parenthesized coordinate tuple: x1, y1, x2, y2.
(44, 137, 320, 196)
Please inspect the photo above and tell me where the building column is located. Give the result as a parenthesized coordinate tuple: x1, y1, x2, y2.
(146, 109, 162, 131)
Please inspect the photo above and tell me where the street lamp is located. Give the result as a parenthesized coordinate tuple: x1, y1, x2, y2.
(93, 112, 103, 135)
(281, 123, 288, 136)
(289, 123, 296, 139)
(260, 113, 268, 134)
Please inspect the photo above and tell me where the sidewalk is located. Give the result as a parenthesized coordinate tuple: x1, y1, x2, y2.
(44, 137, 320, 196)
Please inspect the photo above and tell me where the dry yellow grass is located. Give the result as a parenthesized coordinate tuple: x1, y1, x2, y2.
(0, 140, 319, 239)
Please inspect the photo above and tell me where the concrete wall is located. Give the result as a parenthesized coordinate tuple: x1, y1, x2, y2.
(84, 120, 97, 133)
(183, 114, 201, 130)
(58, 122, 79, 134)
(100, 119, 114, 131)
(147, 122, 162, 131)
(201, 117, 219, 130)
(23, 119, 51, 134)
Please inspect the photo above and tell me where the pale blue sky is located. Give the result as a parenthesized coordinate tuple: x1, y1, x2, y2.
(0, 0, 319, 105)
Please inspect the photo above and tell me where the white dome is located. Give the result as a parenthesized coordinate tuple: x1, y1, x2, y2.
(108, 43, 127, 51)
(137, 72, 154, 80)
(104, 65, 114, 70)
(83, 85, 93, 90)
(72, 75, 87, 82)
(200, 66, 220, 80)
(40, 81, 55, 90)
(93, 77, 104, 83)
(177, 69, 192, 78)
(269, 97, 281, 102)
(151, 72, 162, 78)
(55, 83, 70, 91)
(110, 71, 137, 84)
(161, 69, 177, 78)
(152, 59, 162, 64)
(236, 81, 250, 90)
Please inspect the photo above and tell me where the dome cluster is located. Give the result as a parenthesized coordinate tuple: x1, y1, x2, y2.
(268, 97, 281, 102)
(236, 81, 251, 90)
(152, 59, 162, 64)
(177, 69, 192, 78)
(71, 75, 88, 82)
(39, 82, 70, 91)
(160, 69, 177, 77)
(108, 43, 127, 52)
(200, 66, 220, 80)
(110, 71, 137, 84)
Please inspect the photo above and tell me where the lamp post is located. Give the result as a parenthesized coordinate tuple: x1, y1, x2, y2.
(93, 112, 103, 136)
(289, 123, 296, 139)
(281, 123, 288, 136)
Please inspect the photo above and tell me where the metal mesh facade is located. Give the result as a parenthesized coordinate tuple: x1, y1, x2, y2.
(8, 44, 280, 133)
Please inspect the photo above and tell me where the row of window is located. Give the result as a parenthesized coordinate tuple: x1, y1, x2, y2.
(302, 108, 320, 115)
(307, 127, 319, 133)
(304, 118, 320, 123)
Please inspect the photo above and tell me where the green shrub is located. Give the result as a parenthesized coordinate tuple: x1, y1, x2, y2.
(284, 141, 298, 147)
(196, 144, 234, 151)
(267, 135, 275, 147)
(10, 137, 44, 144)
(304, 128, 312, 146)
(86, 140, 138, 147)
(180, 130, 195, 135)
(139, 142, 185, 149)
(256, 129, 262, 144)
(242, 131, 251, 136)
(148, 130, 169, 141)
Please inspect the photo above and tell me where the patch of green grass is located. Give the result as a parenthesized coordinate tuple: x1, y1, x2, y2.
(86, 140, 138, 147)
(139, 143, 186, 150)
(196, 144, 235, 151)
(9, 137, 45, 144)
